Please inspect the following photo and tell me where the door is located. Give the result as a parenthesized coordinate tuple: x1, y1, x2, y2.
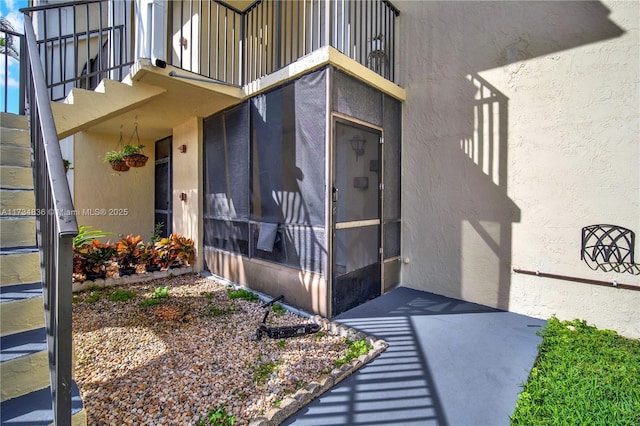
(331, 119, 382, 316)
(154, 136, 172, 238)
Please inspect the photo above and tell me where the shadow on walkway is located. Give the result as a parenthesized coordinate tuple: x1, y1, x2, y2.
(285, 287, 545, 426)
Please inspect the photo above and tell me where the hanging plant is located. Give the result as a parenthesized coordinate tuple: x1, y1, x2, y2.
(104, 150, 130, 172)
(122, 121, 148, 168)
(104, 126, 130, 172)
(122, 144, 148, 168)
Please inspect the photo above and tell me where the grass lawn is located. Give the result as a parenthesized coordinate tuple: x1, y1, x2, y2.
(512, 317, 640, 425)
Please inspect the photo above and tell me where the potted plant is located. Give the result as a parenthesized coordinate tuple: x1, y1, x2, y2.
(73, 239, 116, 281)
(104, 150, 130, 172)
(115, 234, 144, 275)
(122, 144, 148, 168)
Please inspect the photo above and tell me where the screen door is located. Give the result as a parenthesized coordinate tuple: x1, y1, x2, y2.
(331, 119, 382, 315)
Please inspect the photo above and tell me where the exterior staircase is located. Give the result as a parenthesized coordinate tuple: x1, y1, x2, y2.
(0, 112, 86, 425)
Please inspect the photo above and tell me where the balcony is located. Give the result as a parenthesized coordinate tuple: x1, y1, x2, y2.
(16, 0, 399, 104)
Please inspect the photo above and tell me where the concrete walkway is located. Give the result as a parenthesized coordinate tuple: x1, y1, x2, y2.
(285, 287, 545, 426)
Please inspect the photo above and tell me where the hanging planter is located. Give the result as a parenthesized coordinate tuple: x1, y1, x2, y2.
(122, 148, 148, 168)
(122, 122, 148, 168)
(104, 150, 130, 172)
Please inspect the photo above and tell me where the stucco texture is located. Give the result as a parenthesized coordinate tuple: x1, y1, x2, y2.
(73, 131, 154, 241)
(398, 1, 639, 337)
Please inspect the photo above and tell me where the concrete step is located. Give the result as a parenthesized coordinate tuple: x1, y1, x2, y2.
(0, 127, 30, 147)
(0, 291, 45, 337)
(0, 112, 28, 130)
(0, 165, 34, 190)
(0, 382, 86, 425)
(0, 325, 49, 403)
(0, 145, 32, 167)
(0, 216, 37, 248)
(0, 250, 41, 287)
(0, 188, 35, 212)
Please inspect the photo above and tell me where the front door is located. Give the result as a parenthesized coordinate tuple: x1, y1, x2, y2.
(331, 119, 382, 316)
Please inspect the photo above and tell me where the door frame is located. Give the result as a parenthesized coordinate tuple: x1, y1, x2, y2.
(154, 136, 173, 238)
(329, 113, 385, 316)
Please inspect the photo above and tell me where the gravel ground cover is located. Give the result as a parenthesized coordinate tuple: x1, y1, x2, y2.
(72, 274, 351, 425)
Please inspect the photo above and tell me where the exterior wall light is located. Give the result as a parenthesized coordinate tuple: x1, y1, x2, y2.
(178, 144, 187, 153)
(350, 134, 366, 162)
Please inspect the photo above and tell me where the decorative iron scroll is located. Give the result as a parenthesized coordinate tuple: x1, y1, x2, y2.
(581, 225, 640, 275)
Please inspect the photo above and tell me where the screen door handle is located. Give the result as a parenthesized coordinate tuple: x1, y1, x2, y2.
(332, 186, 338, 202)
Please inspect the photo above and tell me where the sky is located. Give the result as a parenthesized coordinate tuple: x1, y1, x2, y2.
(1, 0, 29, 114)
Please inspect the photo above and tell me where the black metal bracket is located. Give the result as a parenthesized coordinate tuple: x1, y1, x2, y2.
(581, 224, 639, 275)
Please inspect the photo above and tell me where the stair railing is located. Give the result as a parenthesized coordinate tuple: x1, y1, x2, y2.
(24, 14, 78, 426)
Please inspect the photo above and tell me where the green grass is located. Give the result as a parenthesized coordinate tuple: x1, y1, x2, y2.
(271, 302, 286, 317)
(252, 359, 278, 385)
(195, 405, 235, 426)
(86, 290, 103, 303)
(140, 286, 170, 306)
(207, 303, 234, 317)
(511, 317, 640, 425)
(226, 288, 258, 302)
(334, 338, 372, 367)
(108, 289, 135, 302)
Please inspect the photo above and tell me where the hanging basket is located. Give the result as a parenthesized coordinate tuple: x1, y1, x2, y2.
(123, 153, 148, 168)
(110, 160, 130, 172)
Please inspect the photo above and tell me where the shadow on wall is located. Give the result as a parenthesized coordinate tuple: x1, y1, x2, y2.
(401, 1, 624, 309)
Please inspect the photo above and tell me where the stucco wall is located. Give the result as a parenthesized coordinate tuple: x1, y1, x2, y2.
(73, 131, 154, 241)
(172, 117, 203, 272)
(399, 1, 639, 337)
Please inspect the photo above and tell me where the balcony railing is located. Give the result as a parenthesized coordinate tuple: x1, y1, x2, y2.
(171, 0, 400, 85)
(22, 0, 134, 102)
(14, 0, 398, 104)
(1, 24, 25, 114)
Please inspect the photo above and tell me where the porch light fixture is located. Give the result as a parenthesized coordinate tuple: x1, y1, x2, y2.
(178, 144, 187, 153)
(350, 134, 366, 162)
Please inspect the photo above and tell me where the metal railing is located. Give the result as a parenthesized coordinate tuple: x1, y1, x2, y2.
(16, 0, 398, 105)
(170, 0, 400, 86)
(1, 25, 25, 114)
(22, 0, 134, 102)
(24, 14, 78, 425)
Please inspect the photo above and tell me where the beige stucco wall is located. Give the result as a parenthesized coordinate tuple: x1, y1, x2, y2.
(73, 131, 154, 241)
(172, 117, 204, 272)
(399, 1, 640, 338)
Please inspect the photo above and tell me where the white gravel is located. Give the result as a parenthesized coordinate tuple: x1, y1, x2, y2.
(72, 274, 350, 425)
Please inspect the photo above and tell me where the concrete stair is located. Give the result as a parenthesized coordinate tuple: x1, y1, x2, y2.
(0, 112, 86, 425)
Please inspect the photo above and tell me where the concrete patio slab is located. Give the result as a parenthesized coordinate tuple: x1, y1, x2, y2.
(285, 287, 545, 426)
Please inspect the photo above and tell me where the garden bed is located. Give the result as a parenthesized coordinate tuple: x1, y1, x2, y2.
(72, 274, 387, 425)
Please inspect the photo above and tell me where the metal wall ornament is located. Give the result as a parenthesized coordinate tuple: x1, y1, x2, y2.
(581, 224, 640, 275)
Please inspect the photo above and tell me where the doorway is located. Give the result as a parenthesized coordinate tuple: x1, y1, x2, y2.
(154, 136, 172, 238)
(331, 118, 383, 315)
